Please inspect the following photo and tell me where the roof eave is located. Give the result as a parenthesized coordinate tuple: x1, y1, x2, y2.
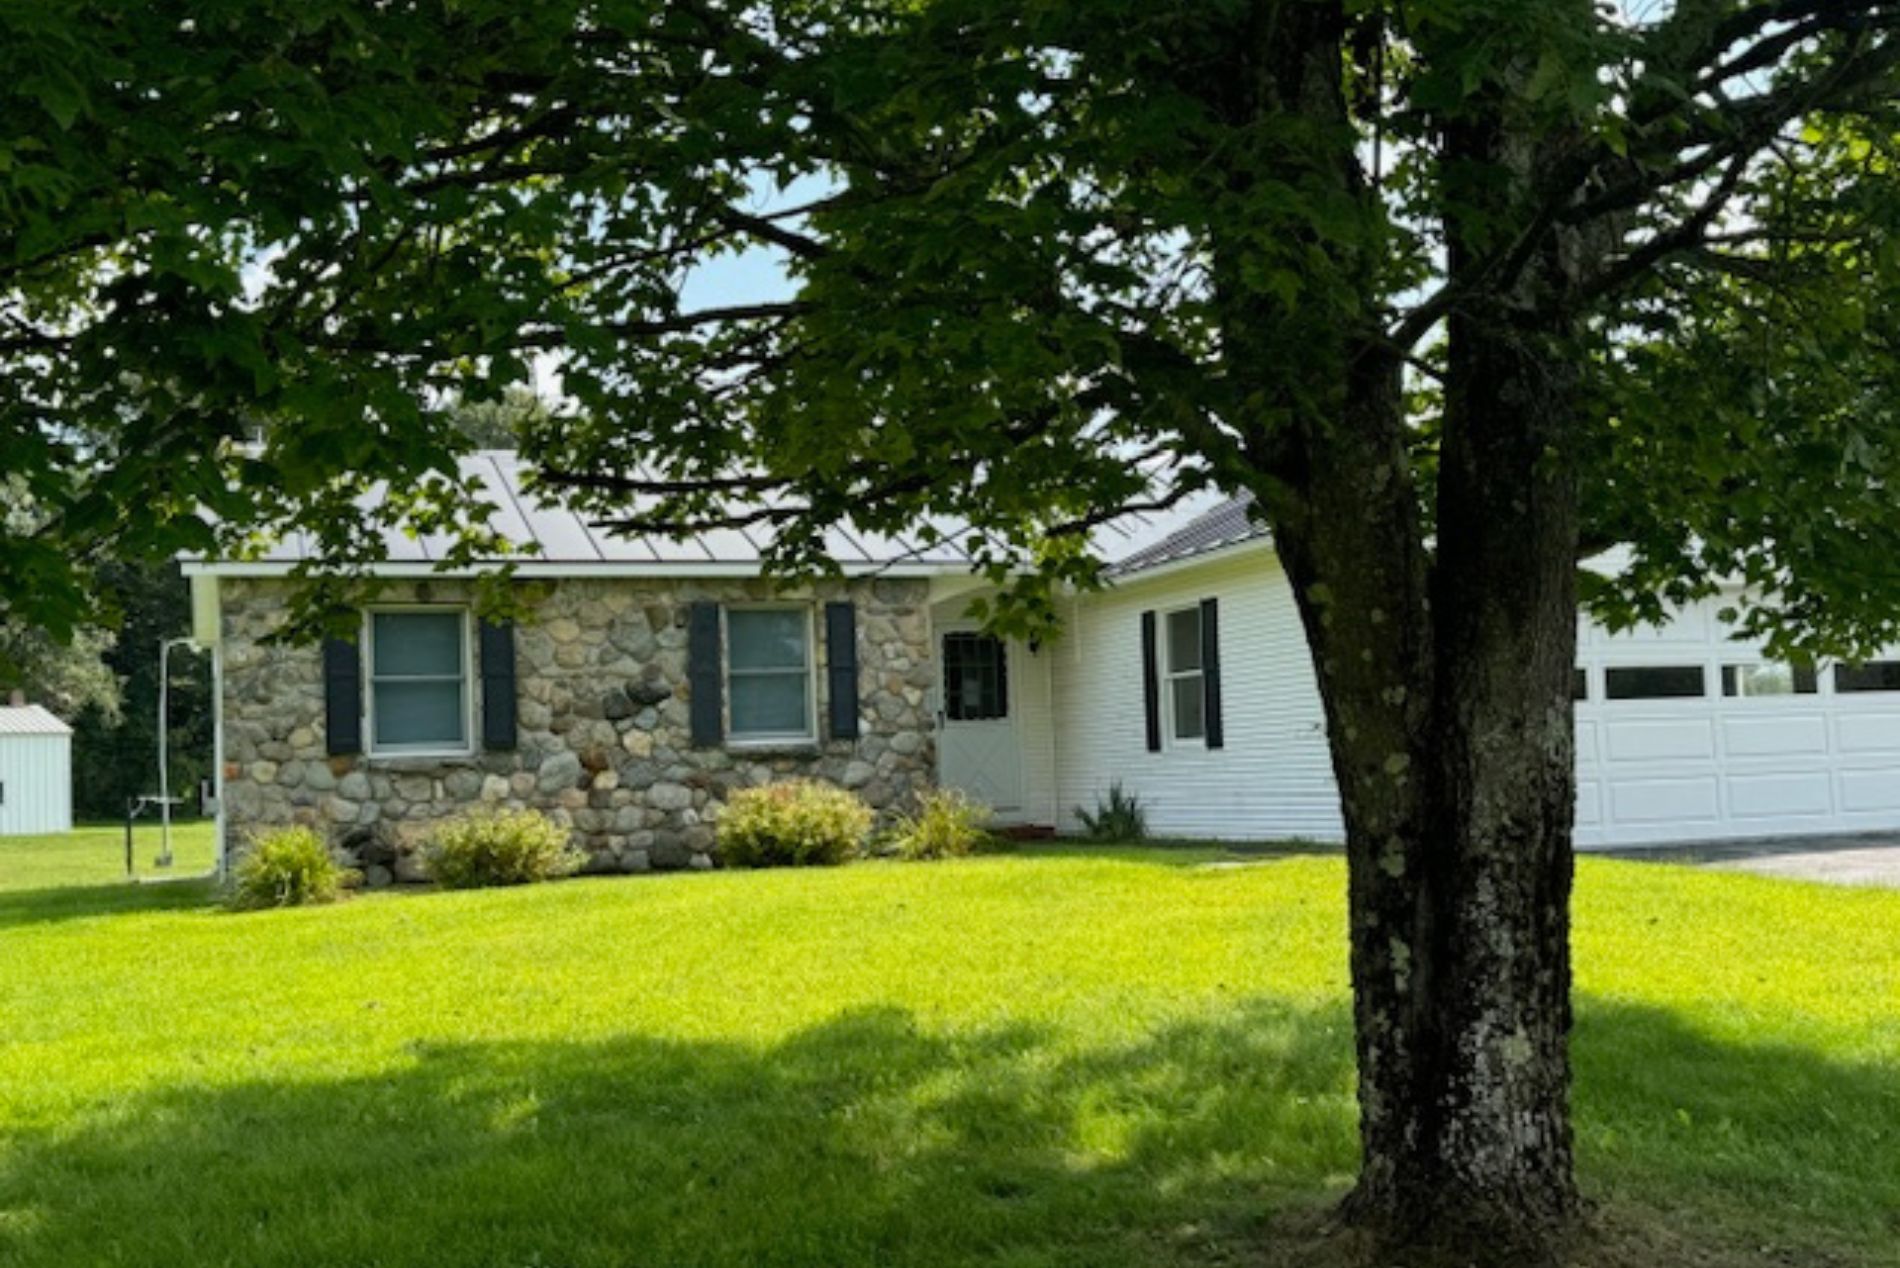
(180, 559, 976, 581)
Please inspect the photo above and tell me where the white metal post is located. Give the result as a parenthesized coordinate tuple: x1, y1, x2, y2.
(157, 637, 197, 869)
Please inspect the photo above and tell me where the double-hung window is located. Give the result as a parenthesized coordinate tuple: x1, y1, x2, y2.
(367, 609, 471, 755)
(726, 607, 816, 742)
(1164, 605, 1206, 743)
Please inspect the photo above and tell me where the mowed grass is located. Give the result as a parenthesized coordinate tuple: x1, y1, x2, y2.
(0, 821, 218, 893)
(0, 837, 1894, 1267)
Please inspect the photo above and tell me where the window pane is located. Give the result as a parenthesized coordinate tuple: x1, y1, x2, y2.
(1722, 662, 1817, 697)
(1836, 661, 1900, 693)
(373, 680, 465, 747)
(728, 609, 809, 671)
(943, 633, 1008, 721)
(1171, 674, 1205, 740)
(1572, 668, 1588, 702)
(1604, 665, 1706, 700)
(372, 612, 462, 676)
(731, 672, 810, 736)
(1166, 608, 1203, 673)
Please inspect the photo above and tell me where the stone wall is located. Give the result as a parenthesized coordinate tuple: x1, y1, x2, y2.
(218, 576, 936, 881)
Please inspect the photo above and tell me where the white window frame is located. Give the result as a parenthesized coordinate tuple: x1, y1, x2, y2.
(363, 605, 475, 759)
(1162, 603, 1207, 747)
(724, 603, 819, 746)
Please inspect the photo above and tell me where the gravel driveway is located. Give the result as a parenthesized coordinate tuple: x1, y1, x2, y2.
(1607, 834, 1900, 888)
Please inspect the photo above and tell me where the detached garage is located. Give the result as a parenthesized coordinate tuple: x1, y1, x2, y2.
(0, 701, 73, 836)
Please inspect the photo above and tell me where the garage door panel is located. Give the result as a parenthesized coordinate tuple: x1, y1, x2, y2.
(1599, 607, 1710, 645)
(1725, 772, 1833, 819)
(1608, 777, 1719, 825)
(1604, 718, 1715, 763)
(1575, 781, 1601, 826)
(1835, 713, 1900, 755)
(1721, 714, 1828, 758)
(1575, 725, 1599, 768)
(1838, 767, 1900, 812)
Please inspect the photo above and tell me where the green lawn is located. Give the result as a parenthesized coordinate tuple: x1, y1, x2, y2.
(0, 836, 1894, 1267)
(0, 820, 218, 893)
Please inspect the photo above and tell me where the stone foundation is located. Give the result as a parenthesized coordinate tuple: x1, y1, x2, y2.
(218, 576, 936, 881)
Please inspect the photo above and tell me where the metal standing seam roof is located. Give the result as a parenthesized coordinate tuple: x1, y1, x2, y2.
(1105, 493, 1270, 576)
(221, 451, 980, 572)
(0, 705, 72, 737)
(190, 451, 1268, 578)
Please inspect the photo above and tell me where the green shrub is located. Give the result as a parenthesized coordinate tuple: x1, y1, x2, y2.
(230, 826, 358, 910)
(717, 780, 872, 867)
(425, 808, 585, 889)
(1075, 780, 1147, 842)
(889, 789, 991, 861)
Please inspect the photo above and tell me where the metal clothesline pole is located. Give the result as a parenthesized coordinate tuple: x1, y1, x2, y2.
(157, 637, 197, 868)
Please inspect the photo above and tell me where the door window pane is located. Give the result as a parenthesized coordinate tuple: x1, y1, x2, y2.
(943, 633, 1008, 721)
(1604, 665, 1706, 700)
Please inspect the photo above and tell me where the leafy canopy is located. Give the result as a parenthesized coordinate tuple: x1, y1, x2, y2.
(6, 1, 1900, 652)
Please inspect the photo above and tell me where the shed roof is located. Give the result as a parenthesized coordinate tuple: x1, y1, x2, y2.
(0, 705, 72, 737)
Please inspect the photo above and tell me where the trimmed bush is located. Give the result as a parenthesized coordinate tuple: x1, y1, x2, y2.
(716, 780, 872, 868)
(1075, 780, 1147, 842)
(889, 789, 991, 861)
(425, 808, 585, 889)
(230, 826, 358, 910)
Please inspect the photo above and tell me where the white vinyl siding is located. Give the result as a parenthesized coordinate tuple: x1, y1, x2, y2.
(1049, 549, 1344, 842)
(366, 609, 472, 756)
(0, 732, 73, 836)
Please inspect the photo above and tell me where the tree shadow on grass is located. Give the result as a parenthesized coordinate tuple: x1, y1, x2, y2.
(0, 876, 218, 931)
(1572, 1000, 1900, 1262)
(0, 1000, 1358, 1268)
(0, 999, 1892, 1268)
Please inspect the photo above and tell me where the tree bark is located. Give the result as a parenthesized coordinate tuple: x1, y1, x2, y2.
(1210, 2, 1588, 1257)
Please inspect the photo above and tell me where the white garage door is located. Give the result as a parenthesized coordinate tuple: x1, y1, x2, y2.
(1576, 598, 1900, 848)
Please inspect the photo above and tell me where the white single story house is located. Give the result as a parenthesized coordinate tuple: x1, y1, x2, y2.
(0, 699, 74, 837)
(182, 453, 1900, 877)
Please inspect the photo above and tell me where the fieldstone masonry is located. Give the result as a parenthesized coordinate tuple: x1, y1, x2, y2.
(219, 576, 937, 881)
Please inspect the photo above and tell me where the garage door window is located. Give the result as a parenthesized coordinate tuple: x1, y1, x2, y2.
(1722, 662, 1818, 697)
(1835, 661, 1900, 693)
(1604, 665, 1706, 700)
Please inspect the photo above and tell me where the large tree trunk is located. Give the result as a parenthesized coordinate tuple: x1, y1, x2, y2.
(1264, 339, 1581, 1256)
(1210, 2, 1588, 1255)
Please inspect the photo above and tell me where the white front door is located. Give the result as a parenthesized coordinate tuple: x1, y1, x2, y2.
(936, 628, 1024, 817)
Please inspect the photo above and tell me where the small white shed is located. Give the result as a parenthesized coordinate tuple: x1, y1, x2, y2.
(0, 704, 73, 836)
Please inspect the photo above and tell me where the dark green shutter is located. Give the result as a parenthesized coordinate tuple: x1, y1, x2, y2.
(479, 620, 517, 750)
(825, 601, 860, 740)
(323, 636, 362, 756)
(1140, 611, 1161, 753)
(1200, 597, 1223, 749)
(688, 601, 723, 747)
